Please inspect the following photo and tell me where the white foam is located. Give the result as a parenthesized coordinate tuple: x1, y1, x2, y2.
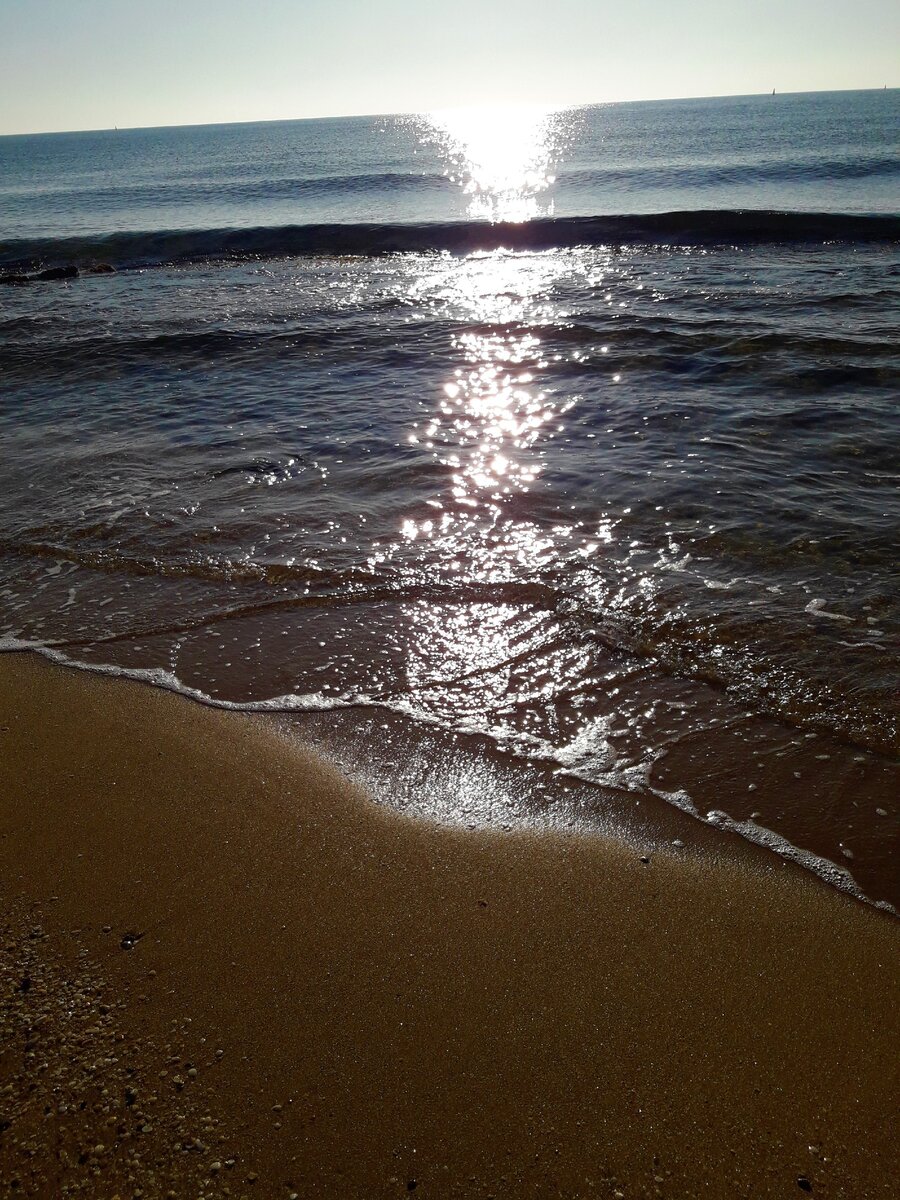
(1, 639, 893, 915)
(703, 809, 895, 913)
(805, 598, 853, 623)
(0, 639, 357, 715)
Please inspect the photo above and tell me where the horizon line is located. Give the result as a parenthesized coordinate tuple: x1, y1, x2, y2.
(1, 84, 895, 140)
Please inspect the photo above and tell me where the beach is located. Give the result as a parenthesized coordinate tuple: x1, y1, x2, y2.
(1, 90, 898, 1198)
(2, 94, 898, 909)
(1, 650, 897, 1198)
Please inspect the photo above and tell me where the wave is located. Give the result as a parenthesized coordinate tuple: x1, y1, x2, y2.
(560, 155, 900, 189)
(7, 154, 895, 212)
(3, 310, 896, 379)
(0, 171, 452, 208)
(0, 534, 561, 607)
(2, 532, 895, 757)
(1, 637, 892, 915)
(2, 211, 898, 271)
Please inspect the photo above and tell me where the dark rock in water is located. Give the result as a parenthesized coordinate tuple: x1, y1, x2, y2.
(87, 262, 116, 274)
(0, 273, 30, 286)
(639, 855, 651, 865)
(797, 1177, 813, 1193)
(34, 265, 78, 281)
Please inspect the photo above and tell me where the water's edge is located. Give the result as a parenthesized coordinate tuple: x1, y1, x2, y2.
(3, 641, 891, 916)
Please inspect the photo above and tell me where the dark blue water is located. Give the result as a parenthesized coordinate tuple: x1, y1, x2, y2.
(1, 91, 898, 907)
(1, 91, 898, 248)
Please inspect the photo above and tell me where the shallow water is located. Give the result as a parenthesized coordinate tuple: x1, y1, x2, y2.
(1, 91, 898, 907)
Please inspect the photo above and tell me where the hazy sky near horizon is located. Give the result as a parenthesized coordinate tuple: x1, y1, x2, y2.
(1, 0, 897, 135)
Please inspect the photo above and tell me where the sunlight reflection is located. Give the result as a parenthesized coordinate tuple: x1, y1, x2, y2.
(387, 249, 590, 738)
(358, 243, 646, 797)
(422, 105, 571, 222)
(400, 251, 576, 552)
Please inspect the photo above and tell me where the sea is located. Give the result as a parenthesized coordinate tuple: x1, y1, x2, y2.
(1, 89, 898, 909)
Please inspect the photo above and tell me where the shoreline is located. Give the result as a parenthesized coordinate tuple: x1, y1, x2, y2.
(1, 650, 898, 1197)
(6, 638, 893, 915)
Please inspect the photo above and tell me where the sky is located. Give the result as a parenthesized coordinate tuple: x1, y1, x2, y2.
(0, 0, 897, 135)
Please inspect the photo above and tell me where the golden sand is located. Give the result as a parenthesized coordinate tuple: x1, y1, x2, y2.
(0, 652, 897, 1198)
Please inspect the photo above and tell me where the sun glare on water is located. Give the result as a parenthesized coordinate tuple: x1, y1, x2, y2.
(423, 104, 570, 222)
(371, 105, 596, 742)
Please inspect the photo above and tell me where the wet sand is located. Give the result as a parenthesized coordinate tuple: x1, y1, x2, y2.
(0, 651, 897, 1199)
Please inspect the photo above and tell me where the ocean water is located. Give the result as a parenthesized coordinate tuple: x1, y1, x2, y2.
(1, 90, 898, 907)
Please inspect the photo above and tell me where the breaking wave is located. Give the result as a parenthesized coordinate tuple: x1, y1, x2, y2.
(2, 210, 898, 272)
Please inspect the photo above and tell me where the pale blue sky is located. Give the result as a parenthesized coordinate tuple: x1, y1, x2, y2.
(1, 0, 897, 134)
